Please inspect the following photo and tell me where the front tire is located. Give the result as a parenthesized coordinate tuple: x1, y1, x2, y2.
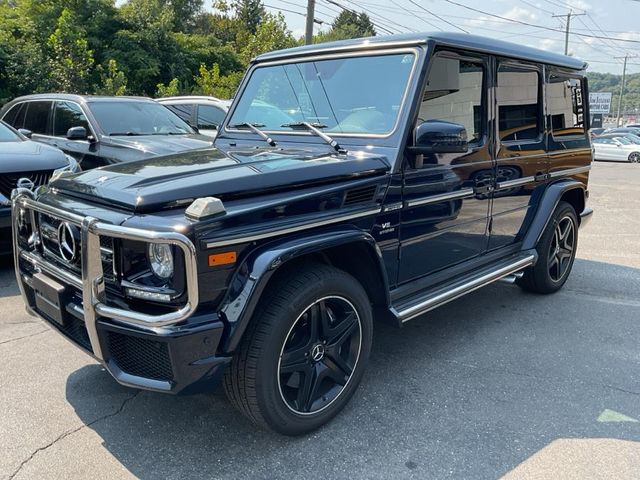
(628, 152, 640, 163)
(517, 201, 578, 294)
(223, 263, 373, 435)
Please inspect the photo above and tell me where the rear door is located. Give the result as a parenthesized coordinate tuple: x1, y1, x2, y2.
(489, 60, 547, 251)
(22, 101, 53, 140)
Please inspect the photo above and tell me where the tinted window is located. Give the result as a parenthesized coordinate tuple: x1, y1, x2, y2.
(165, 103, 193, 123)
(418, 55, 485, 144)
(89, 101, 194, 136)
(497, 65, 540, 141)
(23, 101, 52, 135)
(3, 103, 24, 127)
(198, 105, 225, 129)
(547, 74, 586, 137)
(229, 53, 416, 134)
(54, 101, 90, 136)
(0, 122, 21, 142)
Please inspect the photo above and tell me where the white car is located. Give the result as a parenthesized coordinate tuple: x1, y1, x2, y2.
(592, 136, 640, 163)
(156, 96, 231, 138)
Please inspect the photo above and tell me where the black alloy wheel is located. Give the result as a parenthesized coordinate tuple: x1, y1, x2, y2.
(517, 201, 578, 294)
(224, 263, 373, 435)
(548, 215, 575, 283)
(278, 296, 362, 415)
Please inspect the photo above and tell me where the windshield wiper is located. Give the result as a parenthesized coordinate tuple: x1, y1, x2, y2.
(109, 132, 144, 136)
(230, 122, 277, 147)
(281, 122, 346, 154)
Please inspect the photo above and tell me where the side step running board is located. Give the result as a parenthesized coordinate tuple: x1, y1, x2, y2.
(391, 252, 536, 324)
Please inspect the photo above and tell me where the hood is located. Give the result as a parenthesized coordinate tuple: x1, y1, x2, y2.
(0, 140, 68, 172)
(52, 147, 390, 212)
(104, 134, 213, 157)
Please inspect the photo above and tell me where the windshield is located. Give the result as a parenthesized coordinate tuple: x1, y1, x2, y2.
(0, 122, 21, 142)
(228, 52, 416, 135)
(90, 101, 194, 136)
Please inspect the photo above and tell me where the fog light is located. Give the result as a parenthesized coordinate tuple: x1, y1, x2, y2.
(125, 288, 172, 303)
(147, 243, 173, 279)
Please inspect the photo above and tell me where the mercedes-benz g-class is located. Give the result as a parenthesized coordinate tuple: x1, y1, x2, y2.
(11, 33, 593, 435)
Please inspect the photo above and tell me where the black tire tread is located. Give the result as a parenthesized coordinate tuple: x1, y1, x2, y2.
(517, 201, 577, 294)
(223, 263, 355, 430)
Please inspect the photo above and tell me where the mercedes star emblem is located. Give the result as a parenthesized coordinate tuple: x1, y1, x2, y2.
(57, 222, 79, 262)
(16, 177, 35, 191)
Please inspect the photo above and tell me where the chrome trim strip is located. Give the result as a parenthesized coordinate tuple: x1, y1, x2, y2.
(496, 176, 535, 190)
(382, 202, 403, 212)
(205, 207, 381, 249)
(20, 250, 83, 290)
(394, 254, 535, 323)
(12, 193, 200, 360)
(548, 165, 591, 178)
(254, 39, 427, 63)
(405, 188, 475, 208)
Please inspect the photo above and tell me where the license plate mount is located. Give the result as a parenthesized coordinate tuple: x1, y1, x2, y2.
(32, 273, 66, 326)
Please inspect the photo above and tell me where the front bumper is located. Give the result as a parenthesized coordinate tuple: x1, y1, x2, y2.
(12, 191, 230, 394)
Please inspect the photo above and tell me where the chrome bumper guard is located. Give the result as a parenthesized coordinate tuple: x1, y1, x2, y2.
(12, 192, 199, 360)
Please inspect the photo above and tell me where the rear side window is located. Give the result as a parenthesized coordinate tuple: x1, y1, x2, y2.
(3, 103, 25, 127)
(54, 101, 90, 136)
(197, 105, 226, 129)
(497, 64, 541, 141)
(165, 104, 193, 124)
(23, 101, 52, 135)
(547, 74, 586, 137)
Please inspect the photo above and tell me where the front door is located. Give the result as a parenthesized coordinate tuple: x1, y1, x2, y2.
(398, 51, 492, 284)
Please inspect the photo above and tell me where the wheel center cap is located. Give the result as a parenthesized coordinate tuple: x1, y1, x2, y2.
(310, 343, 325, 362)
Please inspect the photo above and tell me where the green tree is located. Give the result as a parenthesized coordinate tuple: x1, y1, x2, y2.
(315, 10, 376, 42)
(240, 12, 296, 65)
(233, 0, 265, 35)
(96, 59, 127, 95)
(47, 7, 95, 93)
(156, 77, 181, 97)
(193, 63, 243, 98)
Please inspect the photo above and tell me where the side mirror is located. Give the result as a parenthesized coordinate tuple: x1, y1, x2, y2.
(18, 128, 32, 138)
(409, 120, 469, 155)
(66, 126, 88, 140)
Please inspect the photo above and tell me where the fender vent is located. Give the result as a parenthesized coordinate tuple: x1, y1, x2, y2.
(344, 185, 377, 206)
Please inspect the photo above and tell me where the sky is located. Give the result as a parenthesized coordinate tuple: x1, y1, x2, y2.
(260, 0, 640, 74)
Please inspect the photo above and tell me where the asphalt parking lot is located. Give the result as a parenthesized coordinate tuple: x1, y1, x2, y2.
(1, 161, 639, 480)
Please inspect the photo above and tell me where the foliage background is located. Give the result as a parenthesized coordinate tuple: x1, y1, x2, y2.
(0, 0, 377, 103)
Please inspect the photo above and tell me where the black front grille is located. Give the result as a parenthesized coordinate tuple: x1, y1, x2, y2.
(61, 316, 93, 352)
(107, 332, 173, 381)
(0, 170, 53, 198)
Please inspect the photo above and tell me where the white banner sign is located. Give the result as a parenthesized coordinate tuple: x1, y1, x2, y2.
(590, 92, 612, 114)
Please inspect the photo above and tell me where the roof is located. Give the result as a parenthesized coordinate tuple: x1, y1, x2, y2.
(255, 32, 587, 71)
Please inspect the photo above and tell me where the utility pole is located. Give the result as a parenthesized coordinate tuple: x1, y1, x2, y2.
(305, 0, 316, 45)
(552, 10, 586, 55)
(615, 54, 638, 126)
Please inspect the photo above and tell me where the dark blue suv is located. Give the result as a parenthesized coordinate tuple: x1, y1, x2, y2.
(11, 32, 593, 435)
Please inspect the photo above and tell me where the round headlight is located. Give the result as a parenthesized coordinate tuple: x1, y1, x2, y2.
(147, 243, 174, 279)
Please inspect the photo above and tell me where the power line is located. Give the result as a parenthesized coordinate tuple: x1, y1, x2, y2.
(322, 0, 398, 34)
(343, 0, 416, 33)
(405, 0, 469, 33)
(442, 0, 640, 45)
